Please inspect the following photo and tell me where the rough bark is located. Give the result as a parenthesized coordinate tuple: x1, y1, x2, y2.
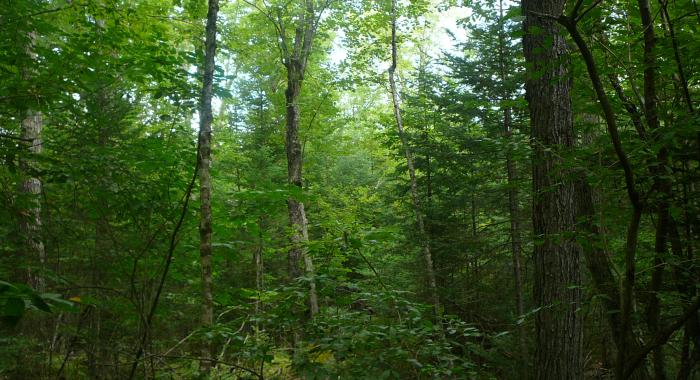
(522, 1, 582, 378)
(197, 0, 219, 371)
(388, 0, 441, 322)
(557, 10, 655, 378)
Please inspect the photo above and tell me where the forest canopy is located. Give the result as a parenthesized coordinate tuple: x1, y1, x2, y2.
(1, 0, 699, 379)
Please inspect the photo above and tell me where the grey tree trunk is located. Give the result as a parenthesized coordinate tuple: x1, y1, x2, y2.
(18, 30, 45, 291)
(197, 0, 219, 371)
(388, 0, 441, 321)
(275, 0, 326, 318)
(285, 65, 319, 317)
(522, 1, 582, 378)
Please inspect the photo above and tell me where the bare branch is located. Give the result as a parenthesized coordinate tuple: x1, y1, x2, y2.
(576, 0, 603, 22)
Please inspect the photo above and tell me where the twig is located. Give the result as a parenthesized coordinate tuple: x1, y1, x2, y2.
(153, 354, 263, 379)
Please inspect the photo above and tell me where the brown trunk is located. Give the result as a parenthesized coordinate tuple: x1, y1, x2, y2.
(670, 221, 700, 379)
(575, 179, 652, 380)
(388, 0, 441, 321)
(497, 0, 527, 369)
(522, 1, 582, 378)
(637, 1, 669, 377)
(558, 10, 652, 378)
(197, 0, 219, 371)
(505, 108, 528, 373)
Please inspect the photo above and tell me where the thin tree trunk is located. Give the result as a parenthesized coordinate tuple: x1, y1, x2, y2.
(197, 0, 219, 371)
(505, 107, 528, 371)
(388, 0, 441, 322)
(522, 1, 582, 378)
(254, 216, 264, 315)
(637, 1, 669, 376)
(496, 0, 527, 370)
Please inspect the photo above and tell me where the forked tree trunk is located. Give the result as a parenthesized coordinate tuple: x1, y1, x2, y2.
(197, 0, 219, 371)
(522, 1, 582, 378)
(285, 63, 319, 317)
(388, 0, 441, 321)
(275, 0, 326, 319)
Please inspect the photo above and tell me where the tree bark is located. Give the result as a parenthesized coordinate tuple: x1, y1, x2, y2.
(284, 63, 319, 318)
(522, 1, 582, 378)
(388, 0, 441, 322)
(19, 110, 45, 291)
(18, 30, 45, 292)
(197, 0, 219, 371)
(277, 0, 325, 318)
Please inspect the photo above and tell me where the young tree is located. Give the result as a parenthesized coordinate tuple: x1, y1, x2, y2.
(387, 0, 440, 322)
(244, 0, 334, 317)
(197, 0, 220, 370)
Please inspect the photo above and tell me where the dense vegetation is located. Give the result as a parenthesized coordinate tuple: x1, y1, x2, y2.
(1, 0, 699, 378)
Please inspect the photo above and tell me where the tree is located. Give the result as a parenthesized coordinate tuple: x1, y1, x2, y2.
(387, 0, 440, 322)
(521, 0, 583, 378)
(197, 0, 220, 371)
(243, 0, 336, 318)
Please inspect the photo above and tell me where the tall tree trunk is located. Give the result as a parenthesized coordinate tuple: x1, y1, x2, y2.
(197, 0, 219, 371)
(637, 1, 669, 377)
(504, 107, 528, 370)
(254, 216, 264, 315)
(285, 63, 319, 317)
(273, 0, 326, 319)
(19, 110, 45, 291)
(522, 1, 582, 378)
(496, 0, 527, 371)
(18, 30, 45, 291)
(388, 0, 441, 322)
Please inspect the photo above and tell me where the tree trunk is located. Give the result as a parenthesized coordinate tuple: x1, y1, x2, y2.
(18, 30, 45, 291)
(522, 1, 582, 378)
(19, 110, 45, 291)
(254, 217, 264, 315)
(197, 0, 219, 371)
(497, 0, 527, 370)
(504, 107, 528, 370)
(388, 0, 441, 322)
(285, 63, 319, 317)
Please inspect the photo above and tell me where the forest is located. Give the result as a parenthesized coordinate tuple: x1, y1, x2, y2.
(1, 0, 699, 378)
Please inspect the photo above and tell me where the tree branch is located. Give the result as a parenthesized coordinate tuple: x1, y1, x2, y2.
(624, 295, 700, 379)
